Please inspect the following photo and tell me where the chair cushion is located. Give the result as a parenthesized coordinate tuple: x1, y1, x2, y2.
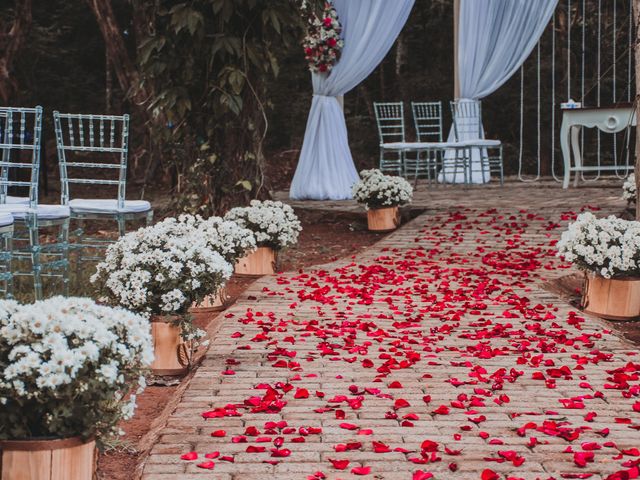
(411, 142, 466, 149)
(381, 142, 414, 150)
(384, 141, 465, 150)
(5, 196, 30, 205)
(0, 204, 71, 220)
(458, 139, 502, 147)
(69, 199, 152, 214)
(0, 213, 14, 227)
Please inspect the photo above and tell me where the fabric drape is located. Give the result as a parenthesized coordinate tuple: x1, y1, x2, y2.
(290, 0, 415, 200)
(443, 0, 558, 184)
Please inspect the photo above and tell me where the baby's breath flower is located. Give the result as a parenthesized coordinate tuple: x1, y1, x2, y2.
(0, 297, 153, 442)
(352, 169, 413, 210)
(557, 212, 640, 278)
(92, 216, 234, 316)
(224, 200, 302, 251)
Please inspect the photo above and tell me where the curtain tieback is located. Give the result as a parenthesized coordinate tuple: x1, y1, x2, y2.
(313, 94, 337, 99)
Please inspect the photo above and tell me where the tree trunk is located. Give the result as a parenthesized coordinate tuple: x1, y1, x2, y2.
(635, 0, 640, 219)
(395, 33, 408, 78)
(378, 62, 386, 100)
(395, 33, 408, 100)
(85, 0, 166, 187)
(84, 0, 151, 113)
(0, 0, 32, 103)
(105, 49, 112, 112)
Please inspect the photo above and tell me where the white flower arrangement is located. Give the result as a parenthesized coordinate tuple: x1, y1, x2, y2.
(352, 169, 414, 210)
(0, 297, 153, 442)
(623, 174, 636, 204)
(224, 200, 302, 250)
(91, 216, 233, 318)
(200, 216, 257, 263)
(557, 211, 640, 278)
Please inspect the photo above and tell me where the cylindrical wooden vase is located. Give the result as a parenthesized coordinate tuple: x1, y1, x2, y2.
(150, 316, 191, 376)
(367, 207, 400, 232)
(0, 437, 96, 480)
(234, 247, 277, 276)
(582, 273, 640, 321)
(190, 287, 230, 313)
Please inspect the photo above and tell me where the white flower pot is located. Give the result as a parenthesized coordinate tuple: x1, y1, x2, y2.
(582, 273, 640, 321)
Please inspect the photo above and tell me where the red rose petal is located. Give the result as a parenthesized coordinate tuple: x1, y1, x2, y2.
(329, 459, 349, 470)
(413, 471, 434, 480)
(482, 469, 500, 480)
(351, 466, 371, 475)
(180, 451, 198, 461)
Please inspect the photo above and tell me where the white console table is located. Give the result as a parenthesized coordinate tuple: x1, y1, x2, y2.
(561, 105, 636, 189)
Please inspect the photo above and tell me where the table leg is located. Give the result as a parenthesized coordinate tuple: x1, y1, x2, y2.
(560, 117, 571, 189)
(624, 126, 632, 170)
(571, 125, 582, 187)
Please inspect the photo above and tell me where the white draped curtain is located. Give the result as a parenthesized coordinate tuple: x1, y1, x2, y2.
(290, 0, 415, 200)
(443, 0, 558, 184)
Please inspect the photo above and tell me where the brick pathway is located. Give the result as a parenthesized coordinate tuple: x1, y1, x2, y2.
(143, 186, 640, 480)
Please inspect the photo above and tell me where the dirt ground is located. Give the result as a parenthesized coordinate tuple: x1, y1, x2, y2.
(96, 208, 390, 480)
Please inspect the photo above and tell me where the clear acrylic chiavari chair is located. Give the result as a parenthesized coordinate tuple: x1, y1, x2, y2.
(0, 106, 70, 300)
(53, 111, 153, 261)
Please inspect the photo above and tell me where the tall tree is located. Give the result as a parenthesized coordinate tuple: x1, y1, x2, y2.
(635, 0, 640, 218)
(136, 0, 303, 214)
(84, 0, 150, 110)
(84, 0, 166, 183)
(0, 0, 32, 103)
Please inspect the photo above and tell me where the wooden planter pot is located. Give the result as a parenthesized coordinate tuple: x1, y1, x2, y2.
(150, 316, 191, 376)
(190, 287, 230, 313)
(234, 247, 277, 276)
(0, 436, 96, 480)
(582, 273, 640, 321)
(367, 207, 400, 232)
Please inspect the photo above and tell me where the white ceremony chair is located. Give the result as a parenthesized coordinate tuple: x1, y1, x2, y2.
(53, 111, 153, 258)
(0, 106, 70, 299)
(0, 109, 34, 206)
(0, 213, 13, 298)
(374, 102, 410, 175)
(450, 100, 504, 185)
(411, 101, 447, 183)
(412, 102, 444, 143)
(0, 107, 68, 214)
(411, 101, 471, 186)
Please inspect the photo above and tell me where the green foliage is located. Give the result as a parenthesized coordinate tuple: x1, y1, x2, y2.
(135, 0, 304, 214)
(3, 0, 633, 203)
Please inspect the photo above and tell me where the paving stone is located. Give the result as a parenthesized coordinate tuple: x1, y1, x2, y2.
(143, 185, 638, 479)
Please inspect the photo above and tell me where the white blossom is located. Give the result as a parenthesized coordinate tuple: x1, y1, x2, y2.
(199, 216, 257, 263)
(92, 217, 233, 316)
(224, 200, 302, 250)
(0, 297, 153, 408)
(623, 174, 636, 203)
(352, 169, 413, 210)
(557, 212, 640, 278)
